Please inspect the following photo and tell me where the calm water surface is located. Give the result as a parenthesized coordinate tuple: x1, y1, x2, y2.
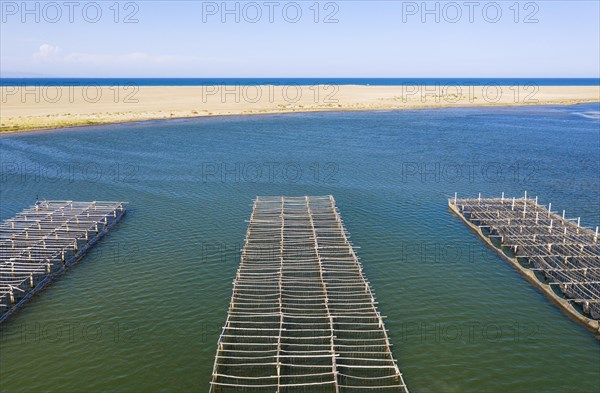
(2, 77, 600, 86)
(1, 104, 599, 393)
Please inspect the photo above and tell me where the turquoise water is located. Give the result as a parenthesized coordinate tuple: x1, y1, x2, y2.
(1, 104, 599, 392)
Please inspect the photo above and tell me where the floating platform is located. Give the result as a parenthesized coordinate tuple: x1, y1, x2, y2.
(0, 200, 126, 323)
(449, 193, 600, 333)
(210, 196, 408, 392)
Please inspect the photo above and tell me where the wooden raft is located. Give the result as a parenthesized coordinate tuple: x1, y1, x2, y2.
(0, 200, 126, 323)
(210, 195, 408, 393)
(450, 193, 600, 324)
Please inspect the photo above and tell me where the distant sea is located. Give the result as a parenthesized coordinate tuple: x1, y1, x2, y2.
(1, 78, 599, 86)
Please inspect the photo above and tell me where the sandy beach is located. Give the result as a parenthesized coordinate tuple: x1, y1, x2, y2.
(1, 85, 598, 133)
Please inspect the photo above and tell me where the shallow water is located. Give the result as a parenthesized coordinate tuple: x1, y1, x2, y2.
(1, 104, 599, 393)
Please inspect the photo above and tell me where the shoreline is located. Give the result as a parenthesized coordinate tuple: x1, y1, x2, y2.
(2, 102, 599, 137)
(1, 85, 599, 134)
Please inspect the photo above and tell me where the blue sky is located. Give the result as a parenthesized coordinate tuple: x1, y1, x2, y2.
(1, 1, 599, 77)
